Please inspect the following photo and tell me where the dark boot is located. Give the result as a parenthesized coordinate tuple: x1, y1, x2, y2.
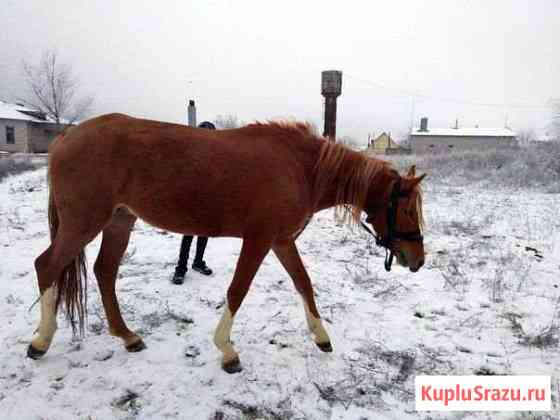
(192, 260, 212, 276)
(172, 267, 187, 284)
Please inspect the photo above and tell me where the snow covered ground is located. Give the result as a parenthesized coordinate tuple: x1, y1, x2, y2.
(1, 167, 560, 419)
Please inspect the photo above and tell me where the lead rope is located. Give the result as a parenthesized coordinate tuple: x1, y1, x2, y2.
(348, 179, 401, 272)
(384, 248, 394, 272)
(358, 218, 394, 272)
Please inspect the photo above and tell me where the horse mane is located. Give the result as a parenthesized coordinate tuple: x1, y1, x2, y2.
(244, 121, 424, 230)
(312, 140, 392, 227)
(244, 120, 320, 140)
(410, 184, 425, 232)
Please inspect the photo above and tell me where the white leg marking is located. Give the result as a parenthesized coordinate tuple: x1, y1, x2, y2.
(213, 305, 238, 364)
(31, 287, 58, 351)
(303, 301, 330, 344)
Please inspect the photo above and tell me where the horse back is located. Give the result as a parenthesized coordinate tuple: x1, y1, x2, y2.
(49, 114, 315, 238)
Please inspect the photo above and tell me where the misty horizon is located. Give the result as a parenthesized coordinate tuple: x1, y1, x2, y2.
(1, 1, 558, 144)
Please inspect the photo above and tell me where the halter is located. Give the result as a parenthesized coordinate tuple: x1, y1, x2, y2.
(360, 179, 424, 271)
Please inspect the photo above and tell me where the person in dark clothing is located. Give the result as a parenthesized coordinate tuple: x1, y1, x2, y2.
(172, 121, 216, 284)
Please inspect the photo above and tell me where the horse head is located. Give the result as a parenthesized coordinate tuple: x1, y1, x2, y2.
(364, 165, 426, 272)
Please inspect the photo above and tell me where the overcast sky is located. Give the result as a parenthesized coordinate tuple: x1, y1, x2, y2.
(1, 0, 558, 143)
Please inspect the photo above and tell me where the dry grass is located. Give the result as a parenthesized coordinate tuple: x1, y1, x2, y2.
(0, 154, 38, 182)
(387, 142, 560, 192)
(503, 303, 560, 349)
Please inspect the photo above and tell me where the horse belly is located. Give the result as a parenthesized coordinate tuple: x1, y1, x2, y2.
(122, 187, 248, 238)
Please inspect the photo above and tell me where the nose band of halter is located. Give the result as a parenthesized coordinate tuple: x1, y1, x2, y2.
(360, 179, 423, 272)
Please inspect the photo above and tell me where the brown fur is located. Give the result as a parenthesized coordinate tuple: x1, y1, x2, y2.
(32, 114, 426, 358)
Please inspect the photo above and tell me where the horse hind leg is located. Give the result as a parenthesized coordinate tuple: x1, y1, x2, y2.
(93, 209, 145, 352)
(28, 224, 105, 359)
(28, 246, 58, 358)
(27, 189, 116, 359)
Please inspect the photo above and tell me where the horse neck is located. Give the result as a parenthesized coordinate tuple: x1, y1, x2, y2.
(312, 144, 395, 212)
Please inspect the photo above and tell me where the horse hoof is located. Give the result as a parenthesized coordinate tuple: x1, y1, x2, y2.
(222, 357, 243, 374)
(316, 341, 333, 353)
(27, 344, 47, 360)
(126, 339, 147, 353)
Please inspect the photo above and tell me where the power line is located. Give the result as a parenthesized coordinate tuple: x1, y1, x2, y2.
(345, 73, 552, 110)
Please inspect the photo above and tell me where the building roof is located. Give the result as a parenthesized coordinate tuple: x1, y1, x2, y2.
(366, 132, 402, 149)
(0, 100, 59, 124)
(410, 127, 516, 137)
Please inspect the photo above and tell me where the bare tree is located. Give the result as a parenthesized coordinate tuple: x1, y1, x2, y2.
(214, 114, 240, 129)
(517, 128, 537, 146)
(21, 50, 94, 127)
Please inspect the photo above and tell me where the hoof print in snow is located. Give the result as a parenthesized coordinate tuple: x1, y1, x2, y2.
(49, 379, 64, 391)
(88, 321, 104, 335)
(69, 342, 83, 353)
(112, 389, 141, 415)
(524, 246, 544, 261)
(474, 367, 497, 376)
(69, 360, 88, 368)
(93, 350, 114, 361)
(456, 345, 473, 354)
(413, 311, 425, 318)
(5, 294, 24, 305)
(184, 345, 200, 358)
(269, 338, 290, 349)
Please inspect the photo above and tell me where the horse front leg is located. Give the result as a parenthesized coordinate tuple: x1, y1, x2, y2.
(214, 235, 273, 373)
(272, 240, 332, 352)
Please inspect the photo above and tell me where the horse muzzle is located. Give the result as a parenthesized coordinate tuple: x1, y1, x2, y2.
(409, 258, 425, 272)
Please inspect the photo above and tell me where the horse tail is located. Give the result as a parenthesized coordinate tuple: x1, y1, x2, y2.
(47, 141, 88, 336)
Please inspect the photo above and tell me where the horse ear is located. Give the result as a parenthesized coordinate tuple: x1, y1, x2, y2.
(406, 165, 416, 177)
(401, 173, 426, 192)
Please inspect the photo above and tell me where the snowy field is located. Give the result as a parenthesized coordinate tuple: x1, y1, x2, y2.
(1, 166, 560, 419)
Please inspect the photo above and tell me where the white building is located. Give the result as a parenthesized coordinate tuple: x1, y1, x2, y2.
(410, 118, 517, 154)
(0, 100, 65, 153)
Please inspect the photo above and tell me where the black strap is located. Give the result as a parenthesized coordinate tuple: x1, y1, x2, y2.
(359, 220, 394, 271)
(358, 179, 423, 272)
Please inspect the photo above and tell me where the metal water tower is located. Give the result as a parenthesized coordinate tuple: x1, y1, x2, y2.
(321, 70, 342, 141)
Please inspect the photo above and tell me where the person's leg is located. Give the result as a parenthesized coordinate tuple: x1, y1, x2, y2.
(194, 237, 208, 264)
(192, 236, 212, 275)
(173, 235, 193, 284)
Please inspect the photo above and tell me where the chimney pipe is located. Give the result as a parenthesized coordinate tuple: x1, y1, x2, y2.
(187, 99, 197, 127)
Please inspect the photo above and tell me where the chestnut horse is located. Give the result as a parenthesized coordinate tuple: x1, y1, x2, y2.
(27, 114, 426, 373)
